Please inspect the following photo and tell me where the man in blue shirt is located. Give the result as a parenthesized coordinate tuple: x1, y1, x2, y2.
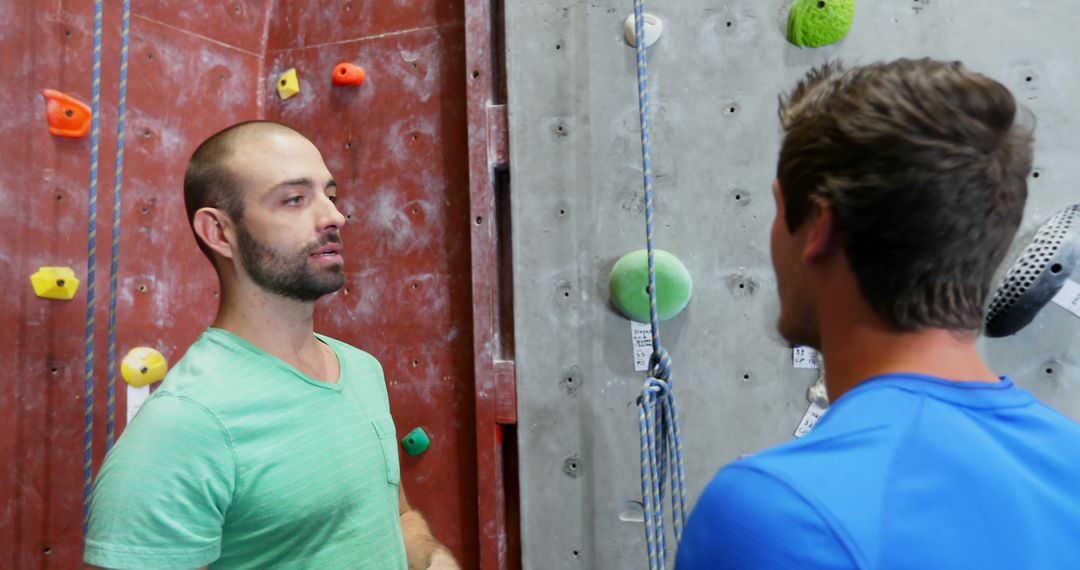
(677, 59, 1080, 569)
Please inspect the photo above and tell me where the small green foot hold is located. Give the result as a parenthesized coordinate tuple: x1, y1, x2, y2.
(609, 249, 692, 323)
(402, 427, 430, 456)
(787, 0, 855, 48)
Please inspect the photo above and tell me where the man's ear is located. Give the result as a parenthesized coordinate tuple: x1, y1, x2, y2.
(802, 197, 839, 263)
(192, 207, 236, 261)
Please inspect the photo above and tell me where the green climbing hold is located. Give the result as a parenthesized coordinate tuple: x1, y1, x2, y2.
(609, 249, 692, 323)
(787, 0, 855, 48)
(401, 427, 430, 456)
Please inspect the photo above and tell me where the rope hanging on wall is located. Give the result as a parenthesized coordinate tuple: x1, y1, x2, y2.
(631, 2, 688, 568)
(84, 0, 130, 535)
(83, 0, 104, 535)
(107, 0, 132, 452)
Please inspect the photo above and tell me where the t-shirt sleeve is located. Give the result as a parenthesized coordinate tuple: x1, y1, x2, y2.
(675, 462, 859, 570)
(84, 393, 237, 570)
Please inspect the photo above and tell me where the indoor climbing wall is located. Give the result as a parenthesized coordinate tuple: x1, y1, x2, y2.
(504, 1, 1080, 569)
(2, 1, 478, 567)
(2, 2, 268, 567)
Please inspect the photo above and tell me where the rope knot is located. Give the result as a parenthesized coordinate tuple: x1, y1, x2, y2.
(649, 346, 672, 381)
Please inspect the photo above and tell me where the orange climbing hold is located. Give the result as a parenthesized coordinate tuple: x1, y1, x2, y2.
(42, 89, 92, 138)
(331, 62, 366, 86)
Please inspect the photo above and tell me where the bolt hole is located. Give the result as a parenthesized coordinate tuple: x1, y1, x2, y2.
(564, 291, 570, 297)
(411, 62, 418, 68)
(280, 79, 286, 85)
(572, 550, 580, 558)
(138, 284, 148, 293)
(471, 70, 480, 79)
(569, 462, 577, 470)
(412, 359, 419, 367)
(406, 438, 414, 444)
(51, 368, 59, 375)
(56, 279, 65, 287)
(1046, 367, 1054, 374)
(219, 74, 225, 80)
(1025, 76, 1033, 82)
(1050, 263, 1063, 274)
(1033, 171, 1040, 178)
(141, 207, 149, 215)
(728, 106, 737, 113)
(559, 209, 566, 215)
(139, 366, 148, 374)
(555, 44, 562, 50)
(64, 30, 72, 37)
(344, 287, 350, 294)
(345, 141, 352, 149)
(726, 21, 733, 27)
(411, 207, 419, 214)
(817, 1, 826, 7)
(346, 213, 353, 220)
(142, 129, 152, 137)
(55, 194, 63, 202)
(43, 547, 51, 555)
(412, 283, 419, 290)
(147, 53, 154, 61)
(410, 134, 418, 141)
(64, 109, 74, 117)
(738, 283, 745, 289)
(345, 1, 352, 11)
(567, 377, 574, 384)
(233, 5, 240, 13)
(475, 216, 483, 225)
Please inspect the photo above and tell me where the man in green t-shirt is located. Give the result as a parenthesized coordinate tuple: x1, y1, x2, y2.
(85, 121, 459, 570)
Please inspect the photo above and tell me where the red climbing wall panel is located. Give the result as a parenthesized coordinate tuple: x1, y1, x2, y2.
(1, 0, 482, 567)
(263, 1, 479, 566)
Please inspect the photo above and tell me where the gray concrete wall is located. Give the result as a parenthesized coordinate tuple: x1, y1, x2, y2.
(504, 1, 1080, 568)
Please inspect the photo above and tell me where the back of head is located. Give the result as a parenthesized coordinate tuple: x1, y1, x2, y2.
(183, 120, 302, 262)
(777, 58, 1034, 333)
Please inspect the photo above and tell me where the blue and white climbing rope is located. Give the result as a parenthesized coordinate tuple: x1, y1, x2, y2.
(106, 0, 132, 452)
(632, 2, 687, 568)
(84, 0, 105, 536)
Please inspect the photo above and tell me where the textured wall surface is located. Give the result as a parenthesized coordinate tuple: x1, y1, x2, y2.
(1, 1, 477, 567)
(504, 1, 1080, 568)
(263, 1, 479, 565)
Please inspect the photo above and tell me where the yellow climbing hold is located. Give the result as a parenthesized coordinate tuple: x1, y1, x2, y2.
(121, 347, 169, 387)
(276, 68, 300, 100)
(30, 266, 80, 300)
(787, 0, 855, 48)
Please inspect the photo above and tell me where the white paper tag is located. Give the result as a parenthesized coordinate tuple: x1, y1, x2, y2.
(1052, 279, 1080, 318)
(793, 346, 822, 369)
(631, 321, 652, 372)
(126, 384, 151, 424)
(794, 400, 828, 438)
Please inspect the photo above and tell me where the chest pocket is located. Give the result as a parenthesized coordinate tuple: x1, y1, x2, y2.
(372, 416, 401, 486)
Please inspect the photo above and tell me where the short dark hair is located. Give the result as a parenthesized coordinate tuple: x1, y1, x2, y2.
(182, 120, 300, 261)
(777, 59, 1034, 332)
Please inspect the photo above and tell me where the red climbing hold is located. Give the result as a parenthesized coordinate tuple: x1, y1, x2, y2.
(42, 89, 92, 138)
(331, 62, 366, 86)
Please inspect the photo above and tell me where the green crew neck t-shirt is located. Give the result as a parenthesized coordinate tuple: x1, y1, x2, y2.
(85, 328, 407, 570)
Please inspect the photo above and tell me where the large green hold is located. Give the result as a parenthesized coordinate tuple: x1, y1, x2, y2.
(787, 0, 856, 48)
(609, 249, 692, 323)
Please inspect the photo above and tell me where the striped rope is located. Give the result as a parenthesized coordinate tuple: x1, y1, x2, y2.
(106, 0, 132, 452)
(84, 0, 105, 536)
(632, 2, 687, 568)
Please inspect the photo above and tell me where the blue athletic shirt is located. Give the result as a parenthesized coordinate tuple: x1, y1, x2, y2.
(676, 374, 1080, 569)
